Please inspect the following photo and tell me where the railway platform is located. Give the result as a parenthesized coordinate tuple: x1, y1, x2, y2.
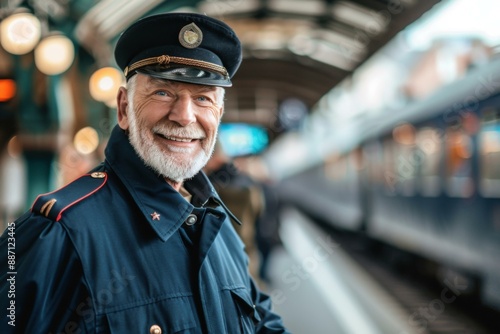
(263, 207, 420, 334)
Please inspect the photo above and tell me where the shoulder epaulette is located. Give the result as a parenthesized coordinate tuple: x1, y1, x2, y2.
(31, 171, 108, 221)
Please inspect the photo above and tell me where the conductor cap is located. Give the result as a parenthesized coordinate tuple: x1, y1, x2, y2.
(114, 12, 242, 87)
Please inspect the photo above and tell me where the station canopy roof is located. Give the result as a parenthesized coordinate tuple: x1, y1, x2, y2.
(0, 0, 440, 130)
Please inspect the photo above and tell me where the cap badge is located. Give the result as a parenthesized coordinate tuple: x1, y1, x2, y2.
(179, 23, 203, 49)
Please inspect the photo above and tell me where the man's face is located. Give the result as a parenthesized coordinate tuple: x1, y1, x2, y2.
(117, 73, 224, 182)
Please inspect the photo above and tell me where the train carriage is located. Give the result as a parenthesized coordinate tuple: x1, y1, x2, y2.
(281, 56, 500, 311)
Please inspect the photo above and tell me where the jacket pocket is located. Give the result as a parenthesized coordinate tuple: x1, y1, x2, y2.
(230, 288, 262, 333)
(102, 294, 198, 333)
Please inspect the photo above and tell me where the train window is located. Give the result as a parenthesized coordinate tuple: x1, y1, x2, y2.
(479, 108, 500, 197)
(382, 138, 397, 195)
(391, 123, 417, 196)
(416, 127, 443, 197)
(363, 141, 383, 184)
(445, 126, 474, 198)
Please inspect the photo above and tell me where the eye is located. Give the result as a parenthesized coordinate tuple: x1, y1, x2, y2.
(153, 89, 175, 101)
(154, 90, 168, 97)
(195, 95, 215, 106)
(197, 96, 209, 102)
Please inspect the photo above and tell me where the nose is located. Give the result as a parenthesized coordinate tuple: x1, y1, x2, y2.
(168, 95, 196, 126)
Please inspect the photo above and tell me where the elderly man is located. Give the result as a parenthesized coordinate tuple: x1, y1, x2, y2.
(0, 12, 289, 333)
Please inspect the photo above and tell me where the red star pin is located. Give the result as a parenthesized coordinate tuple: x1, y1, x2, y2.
(151, 212, 161, 221)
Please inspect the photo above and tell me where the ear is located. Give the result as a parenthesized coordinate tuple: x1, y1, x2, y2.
(116, 86, 130, 130)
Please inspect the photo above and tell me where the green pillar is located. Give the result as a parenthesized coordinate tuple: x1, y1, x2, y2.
(15, 57, 59, 210)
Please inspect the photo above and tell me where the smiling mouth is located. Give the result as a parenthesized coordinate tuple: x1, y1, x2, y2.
(155, 133, 198, 142)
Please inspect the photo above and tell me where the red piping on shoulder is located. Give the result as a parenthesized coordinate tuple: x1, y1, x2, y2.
(56, 173, 108, 221)
(31, 173, 108, 221)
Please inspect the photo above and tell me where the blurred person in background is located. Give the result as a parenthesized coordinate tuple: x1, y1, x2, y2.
(231, 155, 284, 284)
(204, 141, 265, 285)
(254, 180, 283, 284)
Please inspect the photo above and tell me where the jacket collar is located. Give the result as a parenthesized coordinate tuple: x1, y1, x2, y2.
(104, 125, 220, 241)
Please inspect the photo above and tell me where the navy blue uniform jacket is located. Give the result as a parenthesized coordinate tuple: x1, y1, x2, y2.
(0, 126, 289, 333)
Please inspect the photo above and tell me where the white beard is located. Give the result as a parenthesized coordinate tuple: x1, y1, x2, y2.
(127, 104, 216, 182)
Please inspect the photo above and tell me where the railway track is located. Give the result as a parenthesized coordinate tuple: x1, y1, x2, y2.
(322, 226, 500, 334)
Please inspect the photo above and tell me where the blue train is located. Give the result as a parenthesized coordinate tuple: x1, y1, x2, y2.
(279, 56, 500, 311)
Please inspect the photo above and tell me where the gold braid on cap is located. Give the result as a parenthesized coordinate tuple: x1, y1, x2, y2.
(124, 55, 228, 78)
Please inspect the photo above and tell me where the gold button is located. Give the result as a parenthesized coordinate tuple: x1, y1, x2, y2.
(150, 324, 162, 334)
(91, 172, 106, 179)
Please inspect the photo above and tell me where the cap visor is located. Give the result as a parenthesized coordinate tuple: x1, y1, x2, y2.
(136, 66, 232, 87)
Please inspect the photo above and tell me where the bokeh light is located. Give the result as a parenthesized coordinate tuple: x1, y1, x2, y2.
(89, 67, 123, 102)
(0, 12, 41, 55)
(74, 127, 99, 155)
(34, 34, 75, 75)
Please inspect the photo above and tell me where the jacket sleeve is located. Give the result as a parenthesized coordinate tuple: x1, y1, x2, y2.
(0, 211, 90, 334)
(251, 277, 291, 333)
